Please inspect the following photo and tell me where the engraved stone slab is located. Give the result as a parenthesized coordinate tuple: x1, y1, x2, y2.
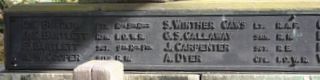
(5, 12, 320, 71)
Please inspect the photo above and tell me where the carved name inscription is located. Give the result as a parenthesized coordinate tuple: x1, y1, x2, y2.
(5, 14, 320, 71)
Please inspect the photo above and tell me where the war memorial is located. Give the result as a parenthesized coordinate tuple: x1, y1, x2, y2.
(1, 0, 320, 80)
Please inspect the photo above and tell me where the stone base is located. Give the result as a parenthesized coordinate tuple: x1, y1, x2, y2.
(0, 71, 319, 80)
(78, 0, 169, 3)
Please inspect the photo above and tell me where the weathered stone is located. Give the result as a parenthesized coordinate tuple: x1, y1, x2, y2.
(6, 2, 320, 71)
(202, 73, 308, 80)
(2, 72, 320, 80)
(20, 73, 73, 80)
(5, 0, 320, 12)
(125, 74, 199, 80)
(73, 60, 123, 80)
(310, 74, 320, 80)
(78, 0, 168, 3)
(0, 73, 73, 80)
(74, 61, 98, 80)
(0, 73, 11, 80)
(91, 61, 124, 80)
(0, 72, 200, 80)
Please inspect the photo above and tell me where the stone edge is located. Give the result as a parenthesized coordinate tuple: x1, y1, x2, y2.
(4, 0, 320, 12)
(1, 72, 320, 80)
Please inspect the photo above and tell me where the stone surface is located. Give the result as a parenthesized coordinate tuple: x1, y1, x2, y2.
(73, 61, 97, 80)
(91, 61, 124, 80)
(20, 73, 73, 80)
(5, 0, 320, 72)
(4, 0, 320, 68)
(310, 74, 320, 80)
(5, 0, 320, 71)
(202, 73, 310, 80)
(78, 0, 168, 3)
(0, 74, 10, 80)
(0, 64, 4, 70)
(2, 72, 320, 80)
(0, 72, 73, 80)
(5, 0, 320, 12)
(6, 10, 320, 71)
(0, 72, 200, 80)
(74, 60, 123, 80)
(125, 74, 199, 80)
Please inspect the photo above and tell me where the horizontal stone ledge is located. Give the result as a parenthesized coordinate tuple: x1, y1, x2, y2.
(5, 0, 320, 12)
(78, 0, 169, 3)
(0, 72, 199, 80)
(202, 73, 320, 80)
(1, 72, 320, 80)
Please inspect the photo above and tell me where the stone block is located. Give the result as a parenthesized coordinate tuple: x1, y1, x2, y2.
(0, 72, 199, 80)
(202, 73, 308, 80)
(0, 73, 11, 80)
(20, 73, 73, 80)
(73, 61, 97, 80)
(74, 60, 124, 80)
(78, 0, 168, 3)
(91, 61, 124, 80)
(125, 74, 199, 80)
(3, 72, 320, 80)
(310, 74, 320, 80)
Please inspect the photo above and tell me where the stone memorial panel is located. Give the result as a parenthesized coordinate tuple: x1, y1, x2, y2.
(5, 12, 320, 71)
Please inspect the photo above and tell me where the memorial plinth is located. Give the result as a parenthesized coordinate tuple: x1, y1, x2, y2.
(1, 72, 320, 80)
(4, 0, 320, 71)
